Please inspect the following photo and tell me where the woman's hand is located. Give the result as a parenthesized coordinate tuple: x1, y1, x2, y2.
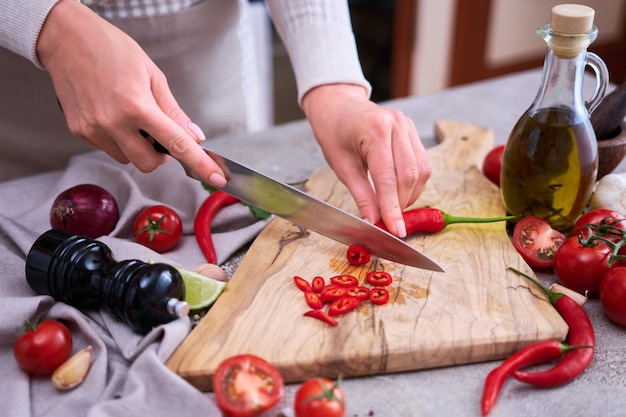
(36, 0, 227, 187)
(302, 84, 431, 238)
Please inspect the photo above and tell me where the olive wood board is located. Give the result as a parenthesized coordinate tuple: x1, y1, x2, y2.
(166, 120, 568, 391)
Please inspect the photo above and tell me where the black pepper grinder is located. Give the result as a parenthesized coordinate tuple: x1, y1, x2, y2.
(25, 228, 189, 334)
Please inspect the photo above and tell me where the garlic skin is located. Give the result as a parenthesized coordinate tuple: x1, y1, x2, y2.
(589, 173, 626, 214)
(51, 346, 93, 390)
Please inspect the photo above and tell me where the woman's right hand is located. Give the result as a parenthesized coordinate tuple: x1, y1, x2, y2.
(36, 0, 227, 188)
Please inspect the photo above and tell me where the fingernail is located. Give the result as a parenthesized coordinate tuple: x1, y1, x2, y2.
(396, 219, 407, 238)
(188, 121, 206, 141)
(208, 172, 227, 188)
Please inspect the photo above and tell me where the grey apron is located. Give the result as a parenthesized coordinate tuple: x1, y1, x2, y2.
(0, 0, 254, 182)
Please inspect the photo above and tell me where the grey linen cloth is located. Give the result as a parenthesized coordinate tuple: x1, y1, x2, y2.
(0, 150, 269, 416)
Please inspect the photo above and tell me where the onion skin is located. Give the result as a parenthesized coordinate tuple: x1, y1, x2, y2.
(50, 184, 120, 238)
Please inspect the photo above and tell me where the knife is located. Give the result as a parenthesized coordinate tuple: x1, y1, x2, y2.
(146, 133, 443, 272)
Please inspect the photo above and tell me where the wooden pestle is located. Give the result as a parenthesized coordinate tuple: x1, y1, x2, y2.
(591, 79, 626, 140)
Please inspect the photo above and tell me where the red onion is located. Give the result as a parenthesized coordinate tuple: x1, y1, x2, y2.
(50, 184, 120, 238)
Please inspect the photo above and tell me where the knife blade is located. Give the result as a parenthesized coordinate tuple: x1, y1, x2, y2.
(148, 134, 443, 272)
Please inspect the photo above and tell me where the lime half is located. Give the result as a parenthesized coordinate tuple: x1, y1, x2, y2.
(176, 267, 227, 310)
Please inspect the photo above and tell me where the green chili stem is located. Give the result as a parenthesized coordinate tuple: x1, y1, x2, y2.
(443, 213, 518, 226)
(507, 267, 563, 305)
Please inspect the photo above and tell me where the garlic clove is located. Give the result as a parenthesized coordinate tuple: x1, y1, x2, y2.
(194, 263, 228, 282)
(549, 283, 588, 306)
(51, 346, 93, 390)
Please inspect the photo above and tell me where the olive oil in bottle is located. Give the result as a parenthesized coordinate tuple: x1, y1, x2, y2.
(500, 4, 608, 231)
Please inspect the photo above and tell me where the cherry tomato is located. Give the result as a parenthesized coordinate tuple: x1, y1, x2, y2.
(347, 286, 370, 301)
(133, 205, 183, 253)
(311, 276, 325, 293)
(213, 354, 284, 417)
(571, 208, 626, 240)
(304, 310, 338, 326)
(365, 271, 393, 286)
(294, 276, 312, 292)
(320, 285, 349, 303)
(600, 267, 626, 326)
(328, 296, 361, 316)
(369, 288, 390, 305)
(13, 320, 73, 375)
(304, 291, 324, 310)
(346, 245, 370, 266)
(294, 377, 345, 417)
(482, 145, 505, 186)
(553, 236, 614, 294)
(512, 216, 566, 269)
(330, 275, 359, 288)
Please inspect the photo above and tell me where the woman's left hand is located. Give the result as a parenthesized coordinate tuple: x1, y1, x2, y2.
(302, 84, 431, 238)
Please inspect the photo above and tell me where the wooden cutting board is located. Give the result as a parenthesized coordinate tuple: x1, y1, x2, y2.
(166, 120, 567, 391)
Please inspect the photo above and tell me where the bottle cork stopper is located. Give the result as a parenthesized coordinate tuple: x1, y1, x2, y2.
(550, 4, 595, 34)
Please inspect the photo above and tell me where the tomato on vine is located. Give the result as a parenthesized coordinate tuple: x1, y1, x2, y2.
(133, 205, 183, 253)
(294, 377, 345, 417)
(599, 267, 626, 326)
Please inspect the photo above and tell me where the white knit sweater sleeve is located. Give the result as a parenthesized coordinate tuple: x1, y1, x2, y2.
(0, 0, 61, 68)
(265, 0, 372, 104)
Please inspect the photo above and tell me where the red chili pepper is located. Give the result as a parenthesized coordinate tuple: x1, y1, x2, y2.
(304, 309, 338, 326)
(320, 285, 349, 303)
(374, 207, 516, 235)
(347, 286, 370, 301)
(346, 245, 370, 265)
(294, 275, 312, 292)
(481, 340, 589, 416)
(508, 268, 595, 387)
(304, 291, 323, 310)
(194, 190, 240, 264)
(330, 275, 359, 288)
(368, 288, 389, 305)
(328, 296, 361, 316)
(311, 276, 325, 293)
(365, 271, 393, 287)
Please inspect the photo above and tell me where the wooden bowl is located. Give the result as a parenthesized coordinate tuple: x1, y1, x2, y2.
(597, 121, 626, 179)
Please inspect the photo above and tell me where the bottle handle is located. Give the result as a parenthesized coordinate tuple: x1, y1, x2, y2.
(585, 52, 609, 113)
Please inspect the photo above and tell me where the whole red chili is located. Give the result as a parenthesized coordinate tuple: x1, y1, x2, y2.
(508, 267, 595, 387)
(481, 340, 590, 416)
(346, 245, 370, 265)
(374, 207, 516, 235)
(194, 190, 240, 264)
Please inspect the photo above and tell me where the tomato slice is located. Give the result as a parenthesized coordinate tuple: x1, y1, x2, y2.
(304, 309, 338, 326)
(213, 354, 284, 417)
(347, 286, 370, 301)
(512, 216, 566, 269)
(304, 291, 323, 310)
(320, 285, 349, 303)
(330, 274, 359, 288)
(311, 276, 325, 293)
(369, 288, 390, 305)
(328, 296, 361, 316)
(346, 244, 371, 265)
(293, 276, 312, 292)
(365, 271, 393, 286)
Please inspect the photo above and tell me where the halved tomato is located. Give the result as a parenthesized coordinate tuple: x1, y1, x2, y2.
(213, 354, 284, 417)
(512, 216, 566, 269)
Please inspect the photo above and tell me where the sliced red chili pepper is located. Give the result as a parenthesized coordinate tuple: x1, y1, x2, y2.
(320, 285, 349, 303)
(365, 271, 393, 287)
(194, 190, 240, 264)
(304, 291, 323, 310)
(303, 309, 338, 326)
(347, 286, 370, 301)
(508, 268, 595, 388)
(346, 245, 370, 265)
(369, 288, 389, 305)
(481, 341, 589, 416)
(311, 276, 325, 293)
(330, 274, 359, 288)
(293, 275, 312, 292)
(328, 296, 361, 316)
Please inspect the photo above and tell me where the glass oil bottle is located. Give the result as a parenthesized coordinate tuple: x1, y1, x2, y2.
(500, 4, 608, 231)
